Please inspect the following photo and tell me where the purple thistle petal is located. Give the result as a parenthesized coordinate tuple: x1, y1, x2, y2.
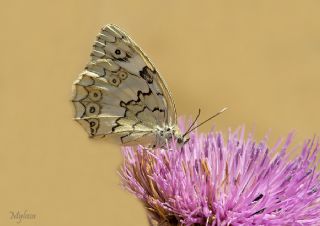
(120, 125, 320, 225)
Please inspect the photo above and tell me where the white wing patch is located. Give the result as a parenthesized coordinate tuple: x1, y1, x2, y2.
(72, 24, 176, 145)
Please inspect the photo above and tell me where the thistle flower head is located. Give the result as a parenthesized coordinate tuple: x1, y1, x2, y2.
(120, 126, 320, 226)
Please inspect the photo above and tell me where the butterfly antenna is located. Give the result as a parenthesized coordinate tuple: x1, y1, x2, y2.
(183, 109, 201, 137)
(184, 107, 228, 136)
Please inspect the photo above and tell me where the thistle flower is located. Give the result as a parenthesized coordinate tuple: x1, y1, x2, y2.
(120, 126, 320, 226)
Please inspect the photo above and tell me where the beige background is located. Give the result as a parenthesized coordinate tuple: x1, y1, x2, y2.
(1, 1, 320, 225)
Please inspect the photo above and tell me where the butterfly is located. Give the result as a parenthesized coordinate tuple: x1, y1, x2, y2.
(72, 24, 226, 147)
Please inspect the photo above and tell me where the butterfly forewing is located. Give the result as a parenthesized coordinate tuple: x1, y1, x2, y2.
(72, 24, 177, 145)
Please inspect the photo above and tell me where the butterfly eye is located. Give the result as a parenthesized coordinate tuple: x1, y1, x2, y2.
(118, 71, 128, 80)
(108, 75, 121, 86)
(86, 102, 100, 116)
(89, 90, 102, 101)
(177, 137, 183, 144)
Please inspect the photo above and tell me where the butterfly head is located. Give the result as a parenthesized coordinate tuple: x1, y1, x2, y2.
(176, 134, 190, 146)
(155, 125, 189, 148)
(154, 108, 228, 148)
